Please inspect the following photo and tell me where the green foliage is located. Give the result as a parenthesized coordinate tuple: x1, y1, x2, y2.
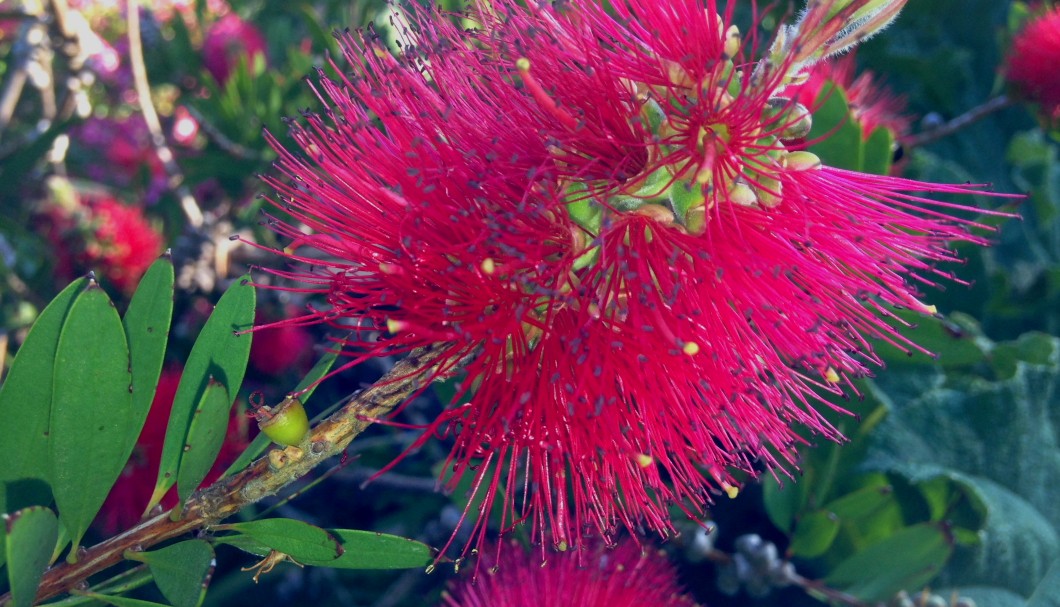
(865, 333, 1060, 600)
(217, 527, 435, 570)
(175, 380, 231, 502)
(0, 278, 87, 515)
(3, 506, 58, 607)
(126, 540, 214, 607)
(149, 275, 255, 511)
(218, 519, 343, 564)
(49, 283, 134, 553)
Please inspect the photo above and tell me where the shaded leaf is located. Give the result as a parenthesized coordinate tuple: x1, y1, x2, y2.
(220, 518, 341, 563)
(762, 475, 807, 533)
(49, 284, 133, 551)
(128, 540, 214, 607)
(83, 594, 172, 607)
(825, 523, 952, 602)
(175, 380, 230, 502)
(149, 276, 254, 510)
(807, 83, 864, 172)
(4, 506, 59, 607)
(789, 510, 841, 558)
(0, 278, 87, 514)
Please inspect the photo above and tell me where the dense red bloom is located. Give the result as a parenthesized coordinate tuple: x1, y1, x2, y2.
(1006, 7, 1060, 123)
(792, 55, 911, 139)
(262, 0, 1009, 556)
(443, 540, 697, 607)
(39, 192, 164, 294)
(203, 13, 267, 84)
(95, 367, 248, 533)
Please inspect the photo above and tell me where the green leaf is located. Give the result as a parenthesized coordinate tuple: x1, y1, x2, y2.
(0, 278, 87, 514)
(762, 475, 807, 533)
(862, 126, 895, 176)
(789, 510, 841, 558)
(122, 255, 174, 452)
(219, 519, 341, 563)
(149, 276, 255, 510)
(300, 529, 434, 569)
(807, 83, 864, 172)
(175, 380, 231, 502)
(81, 594, 171, 607)
(824, 523, 953, 602)
(216, 528, 434, 569)
(865, 345, 1060, 596)
(127, 540, 214, 607)
(222, 345, 339, 477)
(4, 506, 59, 607)
(49, 283, 133, 552)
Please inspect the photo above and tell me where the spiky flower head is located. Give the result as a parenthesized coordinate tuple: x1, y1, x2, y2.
(262, 0, 1007, 556)
(1006, 5, 1060, 124)
(203, 13, 267, 84)
(443, 540, 698, 607)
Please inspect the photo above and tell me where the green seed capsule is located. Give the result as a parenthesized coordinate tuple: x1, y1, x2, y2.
(255, 396, 310, 447)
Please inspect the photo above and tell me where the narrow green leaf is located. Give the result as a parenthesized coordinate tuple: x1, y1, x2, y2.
(825, 523, 952, 601)
(789, 510, 841, 558)
(122, 255, 174, 453)
(824, 484, 895, 523)
(215, 528, 434, 569)
(176, 380, 231, 501)
(762, 475, 807, 533)
(220, 519, 341, 563)
(49, 284, 133, 552)
(128, 540, 214, 607)
(0, 278, 87, 514)
(81, 594, 172, 607)
(222, 346, 338, 477)
(149, 276, 254, 510)
(4, 506, 60, 607)
(302, 529, 434, 569)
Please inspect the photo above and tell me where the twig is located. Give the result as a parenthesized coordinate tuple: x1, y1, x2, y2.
(125, 0, 204, 228)
(6, 343, 459, 605)
(0, 12, 43, 137)
(905, 95, 1015, 148)
(183, 104, 263, 161)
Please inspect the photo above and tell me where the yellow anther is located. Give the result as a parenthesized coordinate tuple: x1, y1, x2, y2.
(515, 57, 531, 72)
(824, 367, 841, 383)
(723, 483, 740, 499)
(635, 453, 654, 468)
(682, 342, 701, 356)
(386, 318, 407, 334)
(480, 257, 496, 275)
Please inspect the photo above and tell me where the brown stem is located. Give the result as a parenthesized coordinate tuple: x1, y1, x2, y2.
(7, 343, 456, 605)
(905, 95, 1015, 148)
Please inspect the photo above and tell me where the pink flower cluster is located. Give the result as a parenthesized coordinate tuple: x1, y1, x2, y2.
(263, 0, 1007, 555)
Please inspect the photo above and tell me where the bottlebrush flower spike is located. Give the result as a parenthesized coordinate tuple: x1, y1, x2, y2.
(443, 540, 697, 607)
(261, 0, 1012, 557)
(1005, 5, 1060, 125)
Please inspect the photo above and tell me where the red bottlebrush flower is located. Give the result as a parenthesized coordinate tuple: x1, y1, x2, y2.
(261, 0, 1011, 556)
(792, 55, 911, 140)
(39, 192, 164, 294)
(444, 540, 697, 607)
(1006, 6, 1060, 124)
(202, 13, 267, 85)
(95, 367, 249, 533)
